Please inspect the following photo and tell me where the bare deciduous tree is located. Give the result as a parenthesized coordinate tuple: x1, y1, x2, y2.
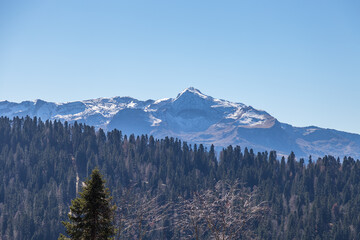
(116, 187, 169, 240)
(174, 180, 268, 240)
(173, 194, 206, 240)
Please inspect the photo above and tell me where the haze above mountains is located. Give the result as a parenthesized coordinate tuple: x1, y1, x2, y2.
(1, 87, 359, 160)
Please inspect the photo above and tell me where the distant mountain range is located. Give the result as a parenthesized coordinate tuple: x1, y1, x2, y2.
(1, 87, 359, 159)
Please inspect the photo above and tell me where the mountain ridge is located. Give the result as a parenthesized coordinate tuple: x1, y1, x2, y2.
(1, 87, 359, 160)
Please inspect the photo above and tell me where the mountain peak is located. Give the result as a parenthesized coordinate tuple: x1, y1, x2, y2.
(184, 86, 200, 92)
(176, 87, 209, 100)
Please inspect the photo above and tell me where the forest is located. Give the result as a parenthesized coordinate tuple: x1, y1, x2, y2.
(1, 116, 360, 239)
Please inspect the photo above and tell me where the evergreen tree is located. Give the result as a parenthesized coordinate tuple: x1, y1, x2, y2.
(3, 116, 360, 239)
(59, 168, 116, 240)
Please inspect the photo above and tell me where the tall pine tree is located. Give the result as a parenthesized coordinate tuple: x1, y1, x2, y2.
(59, 168, 116, 240)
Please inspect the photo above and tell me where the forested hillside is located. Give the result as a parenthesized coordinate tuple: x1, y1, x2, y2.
(1, 116, 360, 239)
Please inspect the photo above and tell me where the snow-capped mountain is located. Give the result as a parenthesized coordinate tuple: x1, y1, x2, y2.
(1, 87, 360, 160)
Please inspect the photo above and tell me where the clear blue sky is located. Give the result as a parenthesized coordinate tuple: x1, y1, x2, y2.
(1, 0, 359, 133)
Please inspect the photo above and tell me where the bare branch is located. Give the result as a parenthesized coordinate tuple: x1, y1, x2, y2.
(115, 186, 170, 240)
(173, 180, 269, 240)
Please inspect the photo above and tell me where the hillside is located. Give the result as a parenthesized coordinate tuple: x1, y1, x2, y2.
(1, 88, 360, 159)
(1, 117, 360, 239)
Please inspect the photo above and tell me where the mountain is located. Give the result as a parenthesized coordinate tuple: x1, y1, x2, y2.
(1, 87, 359, 159)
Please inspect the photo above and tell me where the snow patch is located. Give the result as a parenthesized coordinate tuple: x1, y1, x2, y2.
(149, 115, 162, 126)
(127, 101, 137, 108)
(303, 128, 318, 136)
(226, 107, 244, 119)
(154, 98, 171, 104)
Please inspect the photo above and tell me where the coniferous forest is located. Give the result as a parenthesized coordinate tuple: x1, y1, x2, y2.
(1, 116, 360, 239)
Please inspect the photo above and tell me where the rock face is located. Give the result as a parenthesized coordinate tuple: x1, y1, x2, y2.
(1, 87, 360, 160)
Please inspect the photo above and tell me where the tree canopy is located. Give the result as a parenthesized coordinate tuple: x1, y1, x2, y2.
(1, 116, 360, 239)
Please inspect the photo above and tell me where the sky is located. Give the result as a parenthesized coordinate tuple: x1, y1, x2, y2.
(0, 0, 360, 134)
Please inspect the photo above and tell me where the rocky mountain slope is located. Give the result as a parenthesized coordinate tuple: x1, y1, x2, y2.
(1, 87, 359, 159)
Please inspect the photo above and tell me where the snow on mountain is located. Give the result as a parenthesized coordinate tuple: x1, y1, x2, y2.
(1, 87, 360, 160)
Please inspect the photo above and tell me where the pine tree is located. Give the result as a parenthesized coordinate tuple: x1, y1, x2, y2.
(59, 168, 116, 240)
